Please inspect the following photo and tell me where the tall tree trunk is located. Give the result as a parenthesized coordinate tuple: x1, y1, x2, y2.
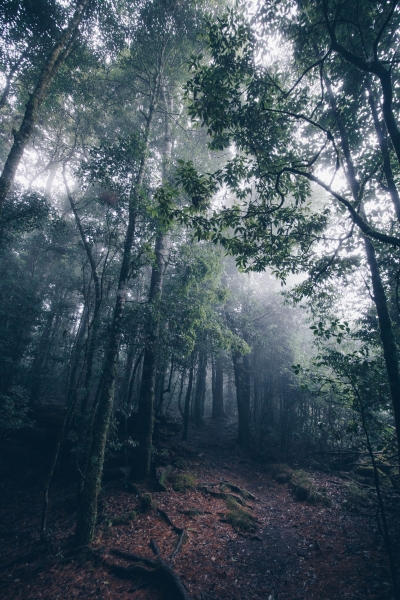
(29, 300, 58, 405)
(182, 360, 194, 441)
(232, 351, 251, 447)
(127, 349, 144, 410)
(326, 76, 400, 466)
(135, 232, 168, 478)
(64, 172, 103, 420)
(0, 0, 89, 219)
(226, 368, 235, 417)
(136, 87, 172, 479)
(193, 345, 207, 427)
(364, 238, 400, 464)
(212, 352, 226, 419)
(157, 357, 174, 415)
(74, 95, 157, 547)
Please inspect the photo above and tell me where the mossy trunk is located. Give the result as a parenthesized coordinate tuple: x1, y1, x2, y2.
(135, 89, 171, 479)
(74, 287, 127, 547)
(74, 94, 157, 546)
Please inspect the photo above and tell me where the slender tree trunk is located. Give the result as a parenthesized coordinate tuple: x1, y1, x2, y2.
(326, 76, 400, 467)
(45, 164, 58, 201)
(232, 351, 251, 447)
(127, 349, 144, 410)
(367, 77, 400, 222)
(29, 302, 57, 405)
(64, 173, 103, 420)
(364, 238, 400, 464)
(193, 346, 207, 427)
(226, 368, 235, 417)
(182, 358, 194, 441)
(0, 0, 89, 219)
(157, 357, 174, 414)
(74, 96, 156, 546)
(136, 87, 172, 478)
(64, 303, 89, 407)
(212, 352, 226, 419)
(135, 233, 167, 477)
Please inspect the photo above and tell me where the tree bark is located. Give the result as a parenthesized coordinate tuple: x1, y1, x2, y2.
(135, 87, 172, 478)
(232, 351, 251, 447)
(64, 173, 103, 419)
(212, 352, 226, 419)
(136, 233, 168, 478)
(182, 358, 194, 441)
(193, 346, 207, 427)
(325, 76, 400, 466)
(366, 77, 400, 222)
(74, 95, 157, 547)
(364, 238, 400, 465)
(29, 300, 57, 405)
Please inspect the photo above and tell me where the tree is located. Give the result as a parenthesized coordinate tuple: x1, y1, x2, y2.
(0, 0, 91, 219)
(180, 3, 400, 464)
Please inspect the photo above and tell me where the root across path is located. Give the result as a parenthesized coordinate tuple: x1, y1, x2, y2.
(0, 417, 396, 599)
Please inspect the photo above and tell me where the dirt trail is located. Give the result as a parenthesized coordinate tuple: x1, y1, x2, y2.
(0, 416, 394, 600)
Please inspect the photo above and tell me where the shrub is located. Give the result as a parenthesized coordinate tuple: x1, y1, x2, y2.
(169, 473, 196, 492)
(269, 463, 294, 483)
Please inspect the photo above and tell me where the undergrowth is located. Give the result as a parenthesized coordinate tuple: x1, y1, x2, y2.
(225, 497, 256, 533)
(169, 472, 196, 492)
(270, 463, 331, 506)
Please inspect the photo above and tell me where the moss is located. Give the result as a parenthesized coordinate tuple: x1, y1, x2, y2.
(355, 465, 388, 482)
(174, 457, 190, 469)
(220, 483, 254, 500)
(269, 463, 295, 484)
(111, 510, 137, 526)
(225, 497, 256, 533)
(290, 470, 317, 501)
(269, 463, 331, 506)
(140, 493, 156, 512)
(169, 473, 196, 493)
(341, 483, 371, 512)
(225, 497, 255, 532)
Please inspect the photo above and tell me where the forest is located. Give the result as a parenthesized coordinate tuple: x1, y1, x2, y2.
(0, 0, 400, 598)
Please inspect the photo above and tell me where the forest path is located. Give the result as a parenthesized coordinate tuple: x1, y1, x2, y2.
(177, 419, 392, 600)
(0, 415, 394, 600)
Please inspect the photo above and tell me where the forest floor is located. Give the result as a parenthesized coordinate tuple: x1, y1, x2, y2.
(0, 411, 396, 600)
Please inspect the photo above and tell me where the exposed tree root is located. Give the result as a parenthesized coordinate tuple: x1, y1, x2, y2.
(109, 541, 191, 600)
(111, 548, 158, 568)
(198, 484, 247, 506)
(171, 528, 186, 559)
(221, 482, 256, 501)
(157, 507, 180, 532)
(157, 507, 187, 559)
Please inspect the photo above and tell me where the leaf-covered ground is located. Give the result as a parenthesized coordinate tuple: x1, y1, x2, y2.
(0, 414, 395, 599)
